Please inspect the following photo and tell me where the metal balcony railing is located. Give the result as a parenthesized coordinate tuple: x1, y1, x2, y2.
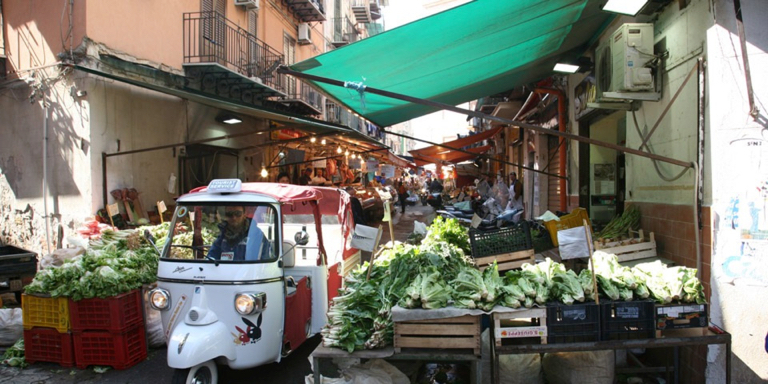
(183, 12, 285, 92)
(325, 100, 365, 132)
(279, 78, 323, 112)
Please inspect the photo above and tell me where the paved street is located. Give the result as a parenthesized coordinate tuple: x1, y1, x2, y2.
(1, 203, 437, 384)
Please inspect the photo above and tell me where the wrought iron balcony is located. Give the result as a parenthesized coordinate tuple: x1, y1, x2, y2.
(326, 100, 364, 133)
(265, 78, 323, 115)
(182, 12, 286, 100)
(330, 17, 360, 47)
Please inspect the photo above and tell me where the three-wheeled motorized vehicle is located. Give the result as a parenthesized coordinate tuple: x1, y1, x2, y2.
(147, 180, 358, 383)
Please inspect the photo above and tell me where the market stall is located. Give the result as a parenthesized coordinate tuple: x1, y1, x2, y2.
(311, 216, 724, 383)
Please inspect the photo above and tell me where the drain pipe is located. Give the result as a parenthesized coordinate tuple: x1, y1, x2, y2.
(42, 91, 52, 254)
(535, 88, 567, 212)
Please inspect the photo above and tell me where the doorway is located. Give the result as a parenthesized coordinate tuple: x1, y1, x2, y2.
(578, 111, 627, 228)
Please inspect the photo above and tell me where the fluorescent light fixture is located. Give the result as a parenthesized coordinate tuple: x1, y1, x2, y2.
(601, 0, 648, 16)
(222, 117, 242, 124)
(553, 63, 580, 73)
(216, 113, 243, 125)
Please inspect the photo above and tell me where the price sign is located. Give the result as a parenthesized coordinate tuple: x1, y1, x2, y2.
(106, 203, 120, 218)
(157, 201, 167, 214)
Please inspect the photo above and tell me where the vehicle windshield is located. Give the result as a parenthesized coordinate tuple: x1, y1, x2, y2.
(161, 203, 278, 263)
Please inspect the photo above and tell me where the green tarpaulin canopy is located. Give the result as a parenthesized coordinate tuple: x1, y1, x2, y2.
(291, 0, 612, 127)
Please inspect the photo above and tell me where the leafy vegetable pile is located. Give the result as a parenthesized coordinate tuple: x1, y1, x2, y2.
(597, 205, 641, 240)
(24, 225, 167, 301)
(322, 218, 474, 352)
(320, 219, 706, 353)
(1, 338, 27, 368)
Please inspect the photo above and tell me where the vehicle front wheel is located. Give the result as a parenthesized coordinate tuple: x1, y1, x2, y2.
(171, 360, 218, 384)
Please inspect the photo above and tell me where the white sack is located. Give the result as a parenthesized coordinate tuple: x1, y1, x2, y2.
(0, 308, 23, 346)
(542, 350, 614, 384)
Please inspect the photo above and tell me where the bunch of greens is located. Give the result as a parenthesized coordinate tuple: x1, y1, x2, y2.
(423, 216, 471, 256)
(597, 205, 641, 240)
(634, 260, 705, 304)
(1, 338, 27, 368)
(24, 227, 161, 300)
(322, 218, 475, 352)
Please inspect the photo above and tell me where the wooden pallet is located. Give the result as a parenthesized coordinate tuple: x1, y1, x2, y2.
(492, 308, 547, 347)
(594, 230, 657, 262)
(394, 315, 481, 356)
(475, 249, 535, 272)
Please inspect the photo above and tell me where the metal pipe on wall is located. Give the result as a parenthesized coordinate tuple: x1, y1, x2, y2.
(535, 88, 567, 212)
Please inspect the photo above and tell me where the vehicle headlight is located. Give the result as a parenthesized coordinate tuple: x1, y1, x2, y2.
(149, 288, 171, 311)
(235, 292, 267, 315)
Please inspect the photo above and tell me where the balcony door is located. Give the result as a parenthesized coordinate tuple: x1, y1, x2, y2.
(201, 0, 226, 65)
(283, 34, 297, 97)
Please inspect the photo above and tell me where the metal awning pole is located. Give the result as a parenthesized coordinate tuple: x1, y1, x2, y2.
(278, 67, 693, 169)
(383, 129, 566, 180)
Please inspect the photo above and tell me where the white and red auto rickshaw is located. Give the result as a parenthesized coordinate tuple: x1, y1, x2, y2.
(147, 180, 358, 383)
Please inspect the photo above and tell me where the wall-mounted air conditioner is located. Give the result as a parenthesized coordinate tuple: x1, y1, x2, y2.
(594, 23, 659, 102)
(298, 23, 312, 45)
(234, 0, 259, 10)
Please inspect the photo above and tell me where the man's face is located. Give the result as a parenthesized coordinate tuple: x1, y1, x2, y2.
(224, 206, 246, 230)
(510, 173, 517, 182)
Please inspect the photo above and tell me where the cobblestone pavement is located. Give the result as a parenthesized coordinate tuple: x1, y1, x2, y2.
(1, 204, 437, 384)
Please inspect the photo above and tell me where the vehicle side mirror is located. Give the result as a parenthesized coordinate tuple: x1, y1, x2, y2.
(294, 226, 309, 246)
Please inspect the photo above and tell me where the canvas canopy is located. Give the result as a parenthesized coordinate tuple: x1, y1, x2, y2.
(290, 0, 612, 127)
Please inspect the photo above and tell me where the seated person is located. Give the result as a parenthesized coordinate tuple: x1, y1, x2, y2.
(208, 206, 271, 261)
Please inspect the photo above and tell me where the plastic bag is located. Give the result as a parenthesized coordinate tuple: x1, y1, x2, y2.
(557, 226, 590, 260)
(0, 308, 23, 346)
(40, 246, 85, 269)
(542, 351, 614, 384)
(413, 221, 428, 236)
(481, 330, 542, 384)
(306, 359, 408, 384)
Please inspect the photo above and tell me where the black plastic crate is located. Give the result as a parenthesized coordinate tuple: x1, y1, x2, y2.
(546, 302, 600, 344)
(601, 300, 655, 340)
(469, 221, 532, 258)
(656, 303, 708, 330)
(0, 245, 37, 275)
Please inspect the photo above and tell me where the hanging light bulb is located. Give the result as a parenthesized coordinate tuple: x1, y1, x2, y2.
(321, 139, 327, 145)
(350, 153, 356, 159)
(337, 146, 342, 154)
(345, 149, 350, 156)
(260, 166, 268, 178)
(310, 136, 317, 143)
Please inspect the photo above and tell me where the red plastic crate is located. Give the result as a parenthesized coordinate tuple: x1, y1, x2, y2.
(73, 324, 147, 370)
(69, 289, 143, 332)
(24, 327, 75, 367)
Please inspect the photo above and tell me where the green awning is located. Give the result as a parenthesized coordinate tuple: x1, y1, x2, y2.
(291, 0, 611, 127)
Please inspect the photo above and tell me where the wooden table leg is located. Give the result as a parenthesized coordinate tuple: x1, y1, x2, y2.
(313, 356, 321, 384)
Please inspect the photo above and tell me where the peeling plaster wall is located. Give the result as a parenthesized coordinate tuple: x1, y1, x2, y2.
(0, 70, 93, 255)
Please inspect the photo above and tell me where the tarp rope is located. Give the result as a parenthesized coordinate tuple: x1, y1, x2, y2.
(344, 80, 367, 110)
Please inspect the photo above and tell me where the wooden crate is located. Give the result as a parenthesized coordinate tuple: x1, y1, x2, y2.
(594, 230, 656, 262)
(394, 315, 481, 356)
(492, 308, 547, 347)
(476, 249, 535, 272)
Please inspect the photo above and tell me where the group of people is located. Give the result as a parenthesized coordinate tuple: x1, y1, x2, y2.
(275, 163, 357, 187)
(482, 171, 523, 211)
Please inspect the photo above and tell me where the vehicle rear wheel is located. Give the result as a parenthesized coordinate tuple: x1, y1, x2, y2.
(171, 360, 218, 384)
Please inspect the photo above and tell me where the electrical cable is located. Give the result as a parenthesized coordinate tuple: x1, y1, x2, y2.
(632, 110, 688, 182)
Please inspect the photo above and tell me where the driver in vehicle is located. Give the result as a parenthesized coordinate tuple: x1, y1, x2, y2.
(208, 206, 271, 261)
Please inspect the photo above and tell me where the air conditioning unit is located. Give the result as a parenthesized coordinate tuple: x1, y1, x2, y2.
(298, 23, 312, 45)
(234, 0, 259, 10)
(595, 23, 655, 100)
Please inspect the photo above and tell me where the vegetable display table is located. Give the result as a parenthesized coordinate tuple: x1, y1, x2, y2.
(311, 345, 482, 384)
(490, 324, 731, 384)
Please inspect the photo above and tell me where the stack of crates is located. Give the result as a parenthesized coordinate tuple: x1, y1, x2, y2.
(69, 289, 147, 370)
(22, 294, 75, 366)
